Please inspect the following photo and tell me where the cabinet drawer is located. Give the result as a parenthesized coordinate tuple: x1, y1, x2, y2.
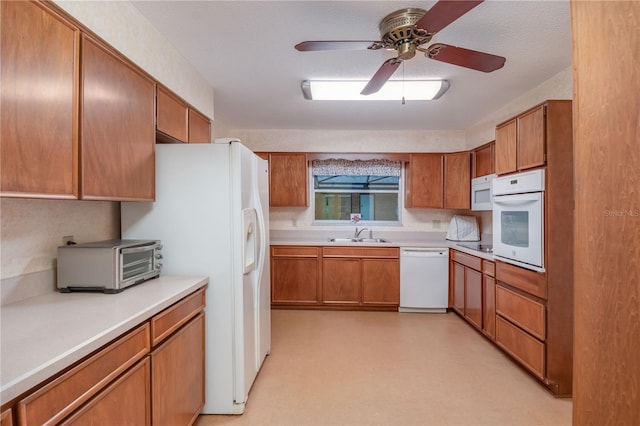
(322, 247, 399, 258)
(271, 246, 319, 258)
(496, 260, 547, 299)
(496, 316, 545, 380)
(151, 288, 206, 346)
(451, 250, 482, 270)
(496, 285, 546, 340)
(482, 260, 495, 277)
(17, 323, 150, 426)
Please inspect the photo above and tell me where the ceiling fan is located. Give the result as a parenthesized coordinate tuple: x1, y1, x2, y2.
(295, 0, 506, 96)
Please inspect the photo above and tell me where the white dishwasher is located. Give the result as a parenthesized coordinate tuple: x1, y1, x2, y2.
(399, 247, 449, 313)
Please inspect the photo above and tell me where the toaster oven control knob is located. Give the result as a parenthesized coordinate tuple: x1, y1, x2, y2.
(155, 253, 163, 259)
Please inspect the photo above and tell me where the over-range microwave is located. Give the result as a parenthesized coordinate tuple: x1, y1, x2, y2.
(57, 239, 162, 293)
(471, 174, 496, 211)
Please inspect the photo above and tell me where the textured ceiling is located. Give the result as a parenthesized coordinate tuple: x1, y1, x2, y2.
(131, 1, 571, 131)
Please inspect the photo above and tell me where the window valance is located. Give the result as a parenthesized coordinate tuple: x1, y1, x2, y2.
(311, 159, 401, 177)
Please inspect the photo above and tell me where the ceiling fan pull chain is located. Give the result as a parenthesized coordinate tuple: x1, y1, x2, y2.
(402, 61, 406, 105)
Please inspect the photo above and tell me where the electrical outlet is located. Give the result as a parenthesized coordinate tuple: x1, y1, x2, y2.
(62, 235, 74, 246)
(432, 220, 441, 229)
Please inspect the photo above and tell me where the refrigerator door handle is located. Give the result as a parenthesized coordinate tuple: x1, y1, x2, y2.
(242, 208, 257, 274)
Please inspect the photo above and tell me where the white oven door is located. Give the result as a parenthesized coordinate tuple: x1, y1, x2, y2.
(492, 192, 544, 271)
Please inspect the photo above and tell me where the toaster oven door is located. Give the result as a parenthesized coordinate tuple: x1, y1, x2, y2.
(119, 244, 161, 288)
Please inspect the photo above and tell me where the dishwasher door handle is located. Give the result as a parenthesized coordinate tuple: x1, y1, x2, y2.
(401, 248, 448, 257)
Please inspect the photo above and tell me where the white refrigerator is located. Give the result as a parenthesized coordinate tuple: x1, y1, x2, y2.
(121, 140, 270, 414)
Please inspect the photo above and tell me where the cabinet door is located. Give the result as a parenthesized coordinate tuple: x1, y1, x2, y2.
(80, 35, 155, 201)
(473, 142, 494, 177)
(156, 86, 188, 142)
(0, 409, 12, 426)
(60, 358, 150, 426)
(151, 313, 205, 426)
(465, 268, 483, 329)
(406, 154, 444, 208)
(361, 258, 399, 305)
(452, 262, 465, 314)
(517, 104, 546, 170)
(1, 1, 80, 198)
(322, 258, 361, 304)
(483, 275, 496, 340)
(271, 257, 319, 304)
(444, 152, 471, 209)
(269, 153, 308, 207)
(495, 119, 517, 175)
(188, 109, 211, 143)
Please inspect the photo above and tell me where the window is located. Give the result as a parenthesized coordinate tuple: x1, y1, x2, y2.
(312, 159, 401, 225)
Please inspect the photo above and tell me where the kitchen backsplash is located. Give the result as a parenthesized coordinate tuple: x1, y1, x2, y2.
(270, 206, 492, 235)
(0, 198, 119, 304)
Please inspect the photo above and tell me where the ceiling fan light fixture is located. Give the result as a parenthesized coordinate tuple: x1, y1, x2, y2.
(301, 79, 449, 101)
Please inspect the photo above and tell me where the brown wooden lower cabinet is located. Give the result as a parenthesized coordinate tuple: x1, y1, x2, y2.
(452, 262, 465, 314)
(271, 245, 399, 310)
(362, 259, 400, 306)
(322, 258, 361, 304)
(271, 246, 320, 305)
(483, 275, 496, 340)
(322, 247, 399, 309)
(61, 358, 151, 426)
(450, 250, 484, 330)
(451, 251, 572, 397)
(9, 287, 206, 426)
(151, 313, 205, 426)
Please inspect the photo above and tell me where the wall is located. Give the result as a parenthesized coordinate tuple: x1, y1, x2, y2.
(53, 0, 215, 119)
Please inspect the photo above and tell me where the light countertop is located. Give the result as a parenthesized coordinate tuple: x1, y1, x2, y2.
(270, 230, 495, 261)
(0, 275, 208, 404)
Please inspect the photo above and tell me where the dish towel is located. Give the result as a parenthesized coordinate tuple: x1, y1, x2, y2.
(446, 215, 480, 241)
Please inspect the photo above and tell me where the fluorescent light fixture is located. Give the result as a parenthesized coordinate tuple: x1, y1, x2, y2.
(301, 79, 450, 101)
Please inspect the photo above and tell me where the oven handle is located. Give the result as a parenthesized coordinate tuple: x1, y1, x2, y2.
(493, 193, 541, 205)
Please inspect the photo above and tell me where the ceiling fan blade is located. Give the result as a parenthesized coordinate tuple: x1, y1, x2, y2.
(295, 41, 381, 51)
(427, 43, 505, 72)
(415, 0, 484, 34)
(360, 58, 402, 95)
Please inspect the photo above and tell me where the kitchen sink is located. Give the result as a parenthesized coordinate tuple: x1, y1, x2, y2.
(328, 238, 391, 243)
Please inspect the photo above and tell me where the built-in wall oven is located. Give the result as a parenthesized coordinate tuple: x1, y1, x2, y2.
(492, 169, 545, 271)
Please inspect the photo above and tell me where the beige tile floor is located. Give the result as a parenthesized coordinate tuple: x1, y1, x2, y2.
(197, 310, 571, 426)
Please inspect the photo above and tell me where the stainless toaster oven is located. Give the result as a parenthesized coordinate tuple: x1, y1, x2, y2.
(57, 239, 162, 293)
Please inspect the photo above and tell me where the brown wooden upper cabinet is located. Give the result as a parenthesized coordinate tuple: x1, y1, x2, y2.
(80, 34, 155, 201)
(1, 1, 155, 201)
(156, 85, 211, 144)
(495, 101, 571, 175)
(157, 86, 188, 142)
(406, 154, 443, 208)
(267, 153, 308, 207)
(1, 1, 80, 198)
(406, 152, 470, 209)
(188, 109, 212, 143)
(472, 141, 495, 177)
(444, 152, 471, 209)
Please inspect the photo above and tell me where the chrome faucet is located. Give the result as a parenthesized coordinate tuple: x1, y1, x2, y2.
(354, 227, 369, 240)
